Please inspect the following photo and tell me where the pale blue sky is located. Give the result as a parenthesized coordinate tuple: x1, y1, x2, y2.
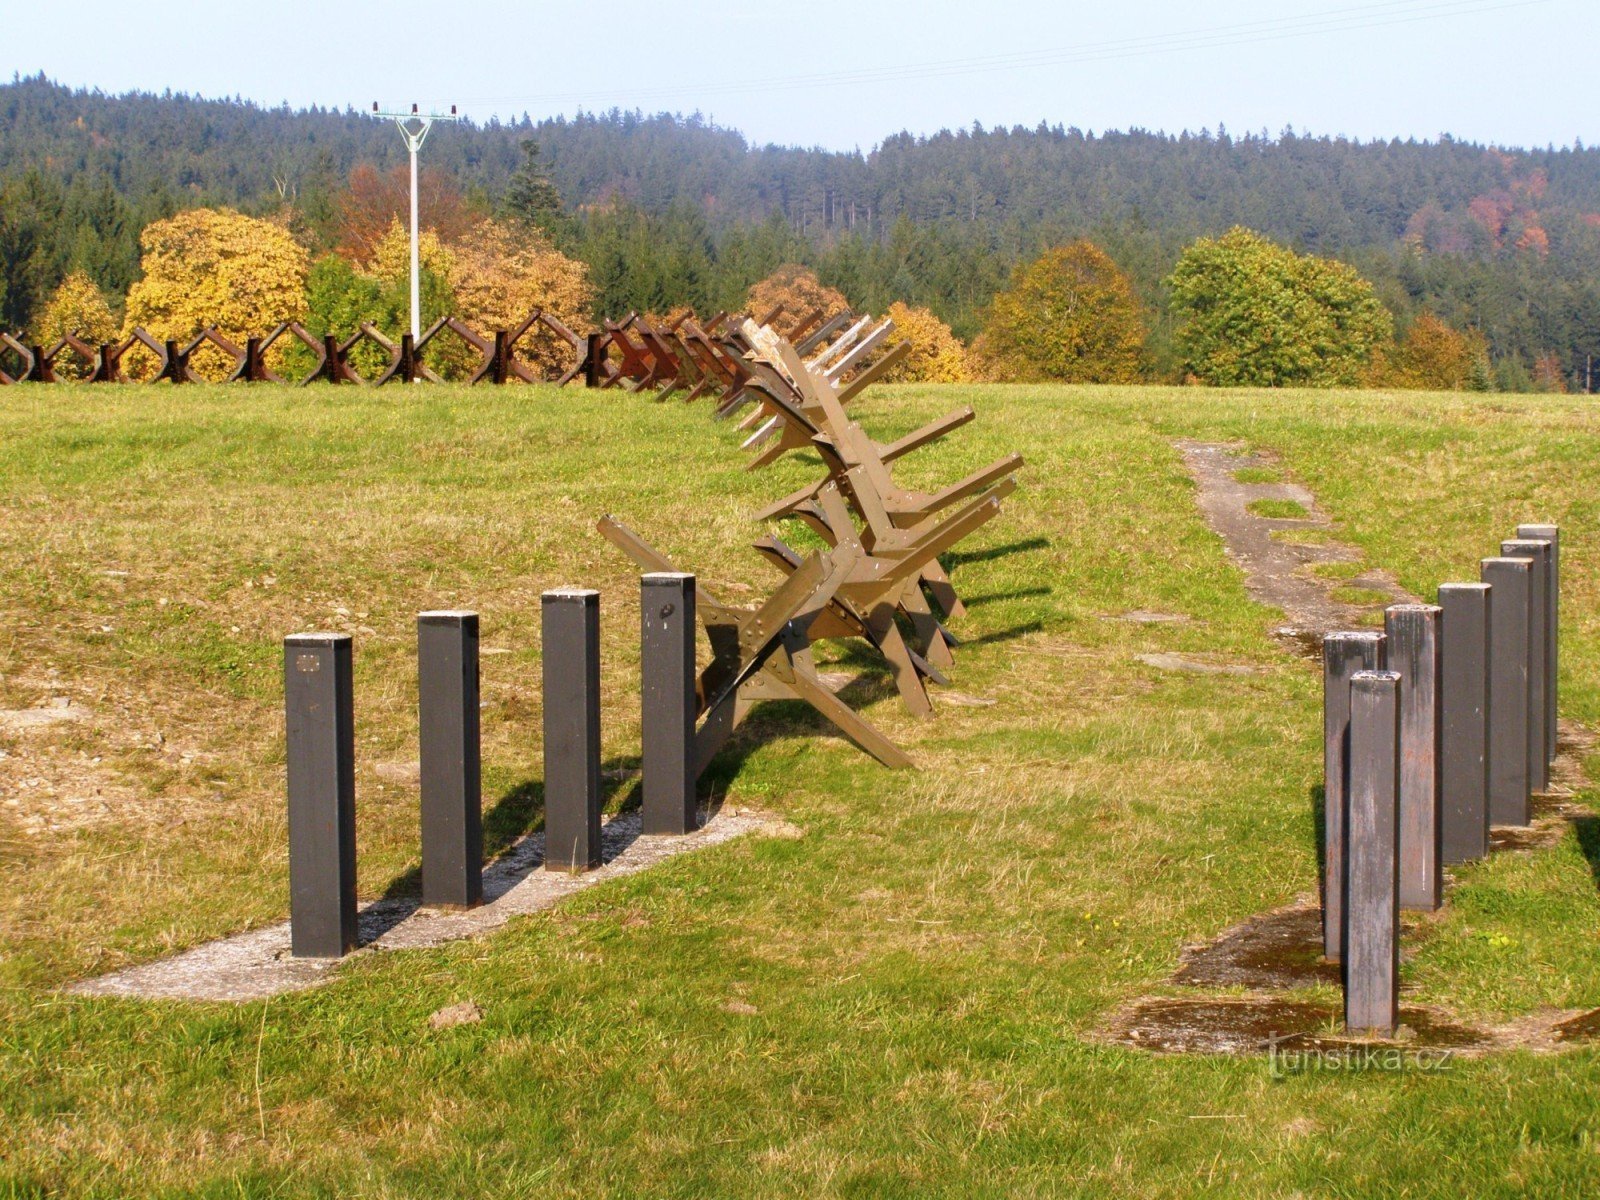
(5, 0, 1594, 151)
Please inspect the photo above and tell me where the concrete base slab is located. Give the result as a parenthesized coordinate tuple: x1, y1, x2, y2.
(71, 807, 788, 1003)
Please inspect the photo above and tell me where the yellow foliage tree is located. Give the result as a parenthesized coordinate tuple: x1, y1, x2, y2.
(123, 208, 308, 380)
(370, 219, 456, 286)
(976, 241, 1146, 383)
(745, 265, 848, 326)
(448, 218, 594, 376)
(124, 209, 308, 341)
(38, 271, 118, 379)
(881, 301, 971, 383)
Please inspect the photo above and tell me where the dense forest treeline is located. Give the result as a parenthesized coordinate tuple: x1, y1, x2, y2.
(2, 73, 1598, 388)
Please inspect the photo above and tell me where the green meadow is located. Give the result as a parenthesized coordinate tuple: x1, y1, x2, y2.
(0, 381, 1597, 1197)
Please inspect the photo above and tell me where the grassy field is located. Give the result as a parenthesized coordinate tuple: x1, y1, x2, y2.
(1, 380, 1598, 1197)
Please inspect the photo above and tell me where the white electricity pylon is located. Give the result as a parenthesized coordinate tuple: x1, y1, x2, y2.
(370, 102, 459, 346)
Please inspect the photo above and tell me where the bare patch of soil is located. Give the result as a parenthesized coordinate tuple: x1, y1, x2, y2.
(1174, 440, 1415, 644)
(1173, 898, 1340, 990)
(1100, 996, 1547, 1056)
(1553, 1008, 1600, 1042)
(1489, 723, 1596, 850)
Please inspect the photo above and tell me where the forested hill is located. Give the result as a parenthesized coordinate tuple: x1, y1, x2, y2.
(4, 73, 1599, 385)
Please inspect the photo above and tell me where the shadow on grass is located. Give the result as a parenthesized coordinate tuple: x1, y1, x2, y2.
(957, 586, 1053, 607)
(378, 755, 646, 904)
(958, 621, 1045, 648)
(943, 537, 1051, 569)
(1575, 815, 1600, 893)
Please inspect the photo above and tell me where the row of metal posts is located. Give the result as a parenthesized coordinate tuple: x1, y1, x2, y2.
(283, 573, 700, 958)
(1324, 523, 1559, 1033)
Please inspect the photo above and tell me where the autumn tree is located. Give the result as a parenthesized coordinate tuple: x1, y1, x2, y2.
(449, 218, 594, 375)
(1168, 227, 1392, 387)
(335, 163, 477, 265)
(37, 270, 117, 379)
(974, 241, 1146, 383)
(881, 301, 970, 383)
(745, 264, 848, 326)
(305, 218, 593, 380)
(1367, 312, 1490, 391)
(367, 220, 468, 376)
(122, 208, 307, 378)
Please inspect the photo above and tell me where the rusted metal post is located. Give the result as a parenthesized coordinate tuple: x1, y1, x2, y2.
(584, 333, 605, 388)
(1323, 631, 1386, 962)
(1516, 524, 1558, 768)
(155, 339, 193, 384)
(243, 336, 269, 382)
(418, 611, 482, 908)
(1386, 604, 1442, 911)
(1482, 556, 1532, 825)
(284, 633, 358, 958)
(91, 342, 122, 383)
(1439, 583, 1491, 864)
(1501, 537, 1551, 792)
(641, 572, 698, 835)
(398, 333, 420, 384)
(1345, 669, 1401, 1036)
(24, 345, 56, 383)
(542, 589, 602, 871)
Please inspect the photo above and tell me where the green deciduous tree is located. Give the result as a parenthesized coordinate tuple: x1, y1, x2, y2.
(1168, 227, 1393, 387)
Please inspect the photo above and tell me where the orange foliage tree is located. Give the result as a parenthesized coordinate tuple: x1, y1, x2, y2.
(449, 219, 594, 375)
(975, 241, 1146, 383)
(336, 163, 478, 265)
(1368, 312, 1490, 391)
(881, 301, 970, 383)
(745, 264, 848, 326)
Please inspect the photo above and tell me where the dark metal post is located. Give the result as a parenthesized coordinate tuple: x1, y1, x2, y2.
(584, 333, 604, 387)
(642, 572, 698, 835)
(492, 330, 511, 384)
(92, 342, 120, 383)
(399, 333, 418, 384)
(26, 345, 55, 383)
(1516, 521, 1555, 764)
(1482, 556, 1532, 825)
(1439, 583, 1491, 864)
(1516, 524, 1558, 768)
(1500, 540, 1549, 793)
(284, 633, 357, 958)
(1322, 631, 1386, 961)
(1385, 604, 1442, 911)
(542, 589, 602, 871)
(418, 611, 482, 908)
(1345, 670, 1402, 1036)
(244, 336, 267, 382)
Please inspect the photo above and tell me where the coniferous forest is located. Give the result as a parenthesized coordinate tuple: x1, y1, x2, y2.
(3, 72, 1599, 389)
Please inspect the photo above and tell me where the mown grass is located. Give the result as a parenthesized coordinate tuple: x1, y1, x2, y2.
(0, 381, 1598, 1197)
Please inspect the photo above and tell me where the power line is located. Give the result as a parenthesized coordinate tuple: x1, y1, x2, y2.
(450, 0, 1549, 114)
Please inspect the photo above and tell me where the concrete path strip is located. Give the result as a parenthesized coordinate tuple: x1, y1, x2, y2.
(71, 808, 791, 1003)
(1173, 440, 1415, 646)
